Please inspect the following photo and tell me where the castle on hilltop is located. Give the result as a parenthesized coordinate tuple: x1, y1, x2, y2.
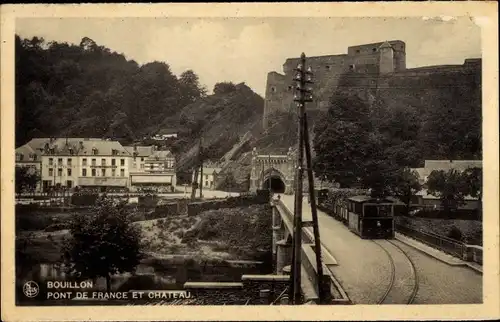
(263, 40, 481, 128)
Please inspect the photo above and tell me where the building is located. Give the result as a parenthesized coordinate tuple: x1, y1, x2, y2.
(412, 160, 483, 185)
(40, 138, 131, 192)
(263, 39, 481, 128)
(125, 145, 155, 172)
(410, 160, 482, 210)
(192, 162, 222, 190)
(127, 147, 177, 192)
(413, 189, 480, 210)
(15, 138, 52, 192)
(150, 128, 179, 140)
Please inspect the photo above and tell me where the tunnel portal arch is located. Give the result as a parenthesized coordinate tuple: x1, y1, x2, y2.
(249, 147, 295, 195)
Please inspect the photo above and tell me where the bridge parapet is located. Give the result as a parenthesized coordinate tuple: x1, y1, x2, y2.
(272, 198, 352, 304)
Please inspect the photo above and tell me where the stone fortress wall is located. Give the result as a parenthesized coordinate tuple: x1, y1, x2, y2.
(263, 40, 481, 128)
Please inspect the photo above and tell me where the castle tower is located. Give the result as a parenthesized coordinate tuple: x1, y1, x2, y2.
(379, 41, 395, 74)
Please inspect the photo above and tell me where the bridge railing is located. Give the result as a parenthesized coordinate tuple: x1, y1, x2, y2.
(395, 224, 467, 259)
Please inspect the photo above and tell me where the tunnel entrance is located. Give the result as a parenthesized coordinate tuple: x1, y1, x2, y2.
(262, 176, 286, 193)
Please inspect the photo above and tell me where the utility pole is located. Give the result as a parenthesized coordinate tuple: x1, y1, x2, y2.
(290, 53, 326, 304)
(199, 138, 204, 199)
(290, 53, 306, 304)
(191, 137, 202, 200)
(303, 115, 326, 303)
(268, 154, 272, 195)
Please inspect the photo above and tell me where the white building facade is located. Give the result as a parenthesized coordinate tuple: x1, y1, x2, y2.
(39, 138, 131, 192)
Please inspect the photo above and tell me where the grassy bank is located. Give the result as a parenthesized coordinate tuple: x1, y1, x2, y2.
(136, 204, 272, 261)
(396, 216, 482, 245)
(17, 203, 273, 268)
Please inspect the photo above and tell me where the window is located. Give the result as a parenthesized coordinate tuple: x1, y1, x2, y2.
(372, 47, 377, 52)
(356, 49, 360, 54)
(58, 168, 62, 176)
(18, 153, 24, 161)
(140, 164, 144, 169)
(101, 169, 106, 177)
(49, 158, 53, 166)
(102, 159, 106, 166)
(205, 181, 209, 187)
(349, 64, 355, 71)
(67, 180, 73, 188)
(82, 169, 87, 177)
(69, 148, 74, 155)
(92, 148, 98, 155)
(67, 158, 72, 166)
(91, 169, 96, 177)
(326, 65, 331, 70)
(82, 158, 87, 166)
(120, 159, 125, 166)
(133, 162, 137, 169)
(288, 85, 293, 91)
(120, 169, 125, 177)
(112, 159, 116, 166)
(58, 158, 63, 165)
(271, 86, 276, 92)
(49, 168, 53, 177)
(205, 175, 209, 179)
(141, 157, 144, 162)
(67, 169, 72, 176)
(112, 169, 116, 177)
(33, 154, 38, 161)
(91, 159, 96, 166)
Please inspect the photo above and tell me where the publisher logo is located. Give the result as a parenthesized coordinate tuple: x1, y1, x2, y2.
(23, 281, 39, 298)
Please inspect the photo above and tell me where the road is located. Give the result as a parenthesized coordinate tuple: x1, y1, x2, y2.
(279, 194, 393, 304)
(392, 240, 482, 304)
(277, 194, 482, 304)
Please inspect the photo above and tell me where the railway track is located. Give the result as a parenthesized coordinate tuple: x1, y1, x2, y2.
(373, 239, 419, 304)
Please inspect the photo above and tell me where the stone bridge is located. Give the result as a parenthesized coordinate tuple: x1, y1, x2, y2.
(249, 147, 296, 194)
(270, 197, 350, 304)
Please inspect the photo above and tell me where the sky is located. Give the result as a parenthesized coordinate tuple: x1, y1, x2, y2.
(16, 17, 481, 97)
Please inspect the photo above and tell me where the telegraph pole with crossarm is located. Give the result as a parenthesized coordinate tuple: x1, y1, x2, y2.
(289, 53, 327, 304)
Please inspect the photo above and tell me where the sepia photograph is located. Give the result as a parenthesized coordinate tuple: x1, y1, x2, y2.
(1, 2, 499, 321)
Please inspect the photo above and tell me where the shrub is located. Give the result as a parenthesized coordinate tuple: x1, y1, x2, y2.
(448, 226, 463, 241)
(44, 223, 70, 232)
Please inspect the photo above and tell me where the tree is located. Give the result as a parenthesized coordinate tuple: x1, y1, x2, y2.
(312, 93, 374, 188)
(62, 197, 142, 291)
(213, 82, 237, 95)
(462, 167, 482, 215)
(387, 168, 422, 214)
(426, 169, 467, 213)
(218, 172, 238, 191)
(179, 70, 207, 105)
(15, 166, 40, 194)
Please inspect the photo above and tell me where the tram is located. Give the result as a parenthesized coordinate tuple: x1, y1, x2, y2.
(346, 196, 396, 239)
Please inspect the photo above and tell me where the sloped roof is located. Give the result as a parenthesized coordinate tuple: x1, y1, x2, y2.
(146, 150, 174, 160)
(44, 138, 130, 156)
(156, 128, 179, 135)
(124, 146, 155, 157)
(379, 41, 393, 49)
(416, 189, 478, 201)
(16, 138, 52, 159)
(424, 160, 482, 171)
